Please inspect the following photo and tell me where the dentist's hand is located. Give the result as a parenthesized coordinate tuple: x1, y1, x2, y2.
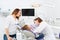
(8, 37, 12, 40)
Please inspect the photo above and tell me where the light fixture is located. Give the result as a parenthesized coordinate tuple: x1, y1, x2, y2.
(32, 3, 41, 8)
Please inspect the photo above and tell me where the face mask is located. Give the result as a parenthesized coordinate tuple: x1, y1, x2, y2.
(34, 23, 39, 27)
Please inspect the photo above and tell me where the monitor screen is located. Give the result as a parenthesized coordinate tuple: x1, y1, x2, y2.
(22, 9, 35, 16)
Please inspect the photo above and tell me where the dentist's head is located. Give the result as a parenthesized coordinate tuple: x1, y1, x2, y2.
(11, 8, 21, 19)
(34, 17, 43, 26)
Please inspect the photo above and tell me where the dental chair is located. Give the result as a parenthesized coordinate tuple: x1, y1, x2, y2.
(17, 27, 36, 40)
(22, 30, 36, 40)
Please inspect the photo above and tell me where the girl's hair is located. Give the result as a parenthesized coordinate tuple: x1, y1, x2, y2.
(22, 25, 31, 31)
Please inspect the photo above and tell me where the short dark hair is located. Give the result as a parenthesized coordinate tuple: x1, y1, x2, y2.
(34, 17, 43, 23)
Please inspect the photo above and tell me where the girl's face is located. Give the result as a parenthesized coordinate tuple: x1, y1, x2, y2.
(27, 25, 31, 31)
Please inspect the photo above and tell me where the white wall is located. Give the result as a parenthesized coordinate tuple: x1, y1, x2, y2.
(0, 0, 57, 23)
(0, 0, 57, 18)
(0, 0, 59, 19)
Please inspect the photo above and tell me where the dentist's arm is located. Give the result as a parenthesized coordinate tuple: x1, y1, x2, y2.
(5, 17, 12, 40)
(5, 28, 12, 40)
(5, 28, 9, 37)
(33, 22, 46, 33)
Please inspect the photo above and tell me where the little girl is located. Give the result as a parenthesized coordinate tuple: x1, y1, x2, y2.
(21, 25, 44, 40)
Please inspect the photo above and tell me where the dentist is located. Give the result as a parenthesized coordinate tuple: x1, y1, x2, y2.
(4, 8, 21, 40)
(33, 17, 56, 40)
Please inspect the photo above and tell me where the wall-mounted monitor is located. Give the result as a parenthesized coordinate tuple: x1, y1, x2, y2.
(22, 9, 35, 16)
